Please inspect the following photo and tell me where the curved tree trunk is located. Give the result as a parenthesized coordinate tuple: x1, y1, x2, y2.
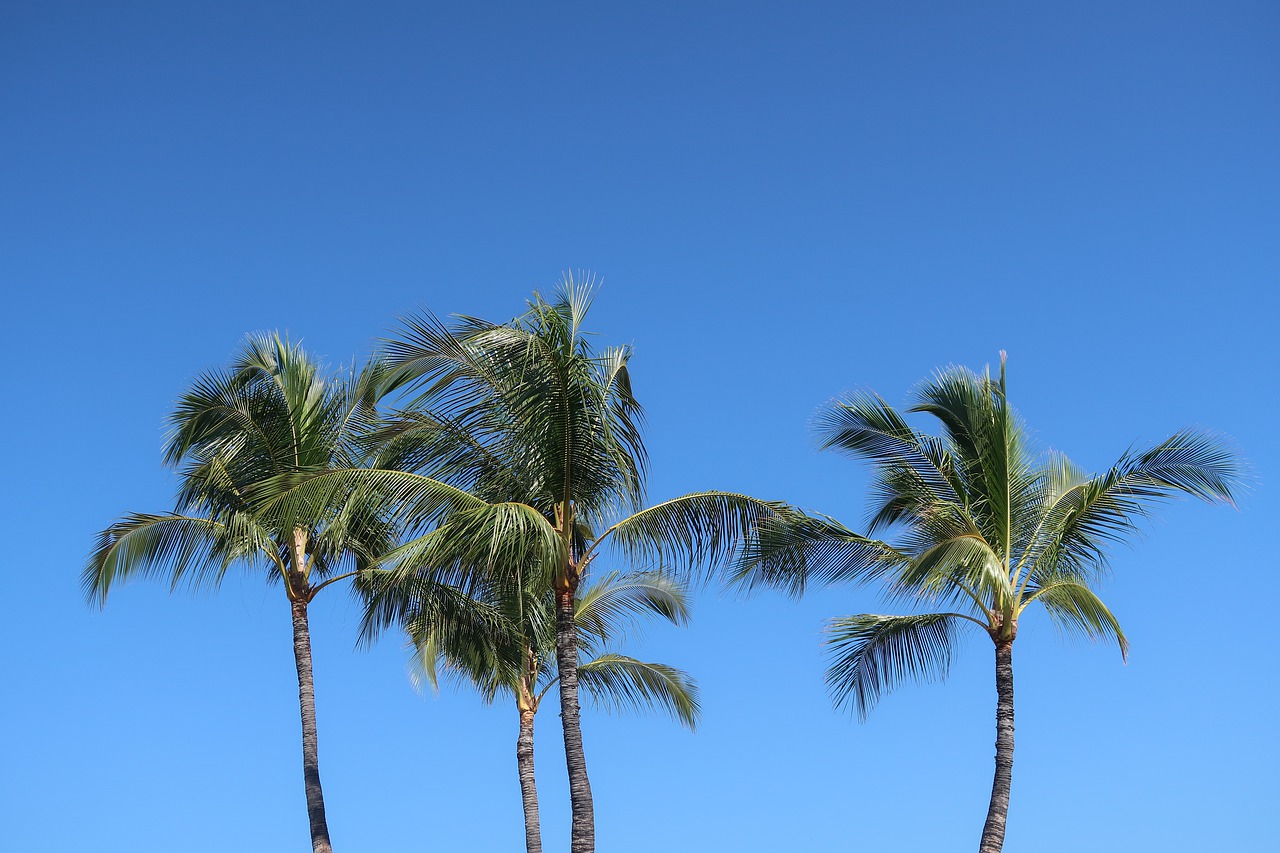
(516, 709, 542, 853)
(979, 640, 1015, 853)
(555, 587, 595, 853)
(291, 599, 334, 853)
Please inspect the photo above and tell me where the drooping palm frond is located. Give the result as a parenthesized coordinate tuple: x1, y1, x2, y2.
(815, 393, 964, 521)
(374, 501, 564, 592)
(397, 581, 524, 700)
(1021, 581, 1129, 659)
(731, 509, 905, 596)
(397, 567, 697, 725)
(824, 613, 974, 719)
(573, 571, 690, 655)
(891, 534, 1007, 614)
(84, 512, 275, 605)
(599, 492, 795, 585)
(248, 467, 489, 542)
(575, 655, 700, 731)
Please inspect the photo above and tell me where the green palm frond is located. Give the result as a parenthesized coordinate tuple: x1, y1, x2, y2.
(84, 512, 273, 605)
(824, 613, 972, 719)
(368, 408, 529, 500)
(1027, 429, 1243, 584)
(576, 654, 700, 730)
(732, 509, 905, 596)
(601, 492, 792, 584)
(574, 571, 690, 653)
(815, 393, 963, 527)
(910, 363, 1040, 559)
(248, 467, 487, 539)
(893, 534, 1006, 615)
(394, 581, 522, 698)
(1022, 581, 1129, 659)
(376, 501, 563, 590)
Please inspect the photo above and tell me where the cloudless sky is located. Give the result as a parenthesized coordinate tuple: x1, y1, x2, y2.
(3, 2, 1276, 850)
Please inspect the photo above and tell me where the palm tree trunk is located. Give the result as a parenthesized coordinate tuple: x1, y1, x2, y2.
(979, 639, 1015, 853)
(554, 587, 595, 853)
(291, 599, 334, 853)
(517, 709, 542, 853)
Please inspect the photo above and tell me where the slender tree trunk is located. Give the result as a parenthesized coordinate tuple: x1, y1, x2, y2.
(516, 709, 542, 853)
(555, 587, 594, 853)
(291, 599, 334, 853)
(979, 640, 1015, 853)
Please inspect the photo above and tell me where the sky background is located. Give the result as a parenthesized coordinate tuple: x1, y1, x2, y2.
(3, 2, 1277, 850)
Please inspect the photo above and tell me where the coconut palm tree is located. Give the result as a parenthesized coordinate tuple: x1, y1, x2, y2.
(84, 334, 429, 853)
(400, 569, 699, 853)
(735, 355, 1243, 853)
(272, 277, 791, 852)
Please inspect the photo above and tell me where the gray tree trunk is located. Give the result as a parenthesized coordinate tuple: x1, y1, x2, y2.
(978, 640, 1015, 853)
(554, 587, 594, 853)
(517, 709, 542, 853)
(291, 599, 333, 853)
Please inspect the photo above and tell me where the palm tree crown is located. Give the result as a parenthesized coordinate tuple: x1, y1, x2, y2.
(86, 334, 393, 603)
(737, 355, 1243, 853)
(344, 277, 789, 853)
(85, 333, 397, 853)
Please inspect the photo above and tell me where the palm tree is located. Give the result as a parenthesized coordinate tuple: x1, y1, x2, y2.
(274, 276, 790, 852)
(401, 569, 699, 853)
(736, 355, 1243, 853)
(84, 334, 411, 853)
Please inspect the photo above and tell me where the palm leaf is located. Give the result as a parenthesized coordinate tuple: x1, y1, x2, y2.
(576, 654, 700, 730)
(893, 534, 1006, 614)
(574, 571, 690, 653)
(84, 512, 273, 605)
(601, 492, 793, 584)
(824, 612, 970, 719)
(248, 467, 487, 538)
(1023, 581, 1129, 659)
(1028, 429, 1244, 583)
(732, 509, 905, 596)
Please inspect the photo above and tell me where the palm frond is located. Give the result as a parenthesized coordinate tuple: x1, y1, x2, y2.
(574, 571, 690, 651)
(84, 512, 272, 605)
(577, 654, 700, 730)
(248, 467, 486, 539)
(376, 502, 563, 590)
(731, 509, 905, 597)
(1028, 429, 1245, 583)
(893, 534, 1007, 615)
(815, 393, 963, 520)
(910, 362, 1039, 558)
(824, 612, 970, 719)
(1023, 581, 1129, 659)
(601, 492, 793, 585)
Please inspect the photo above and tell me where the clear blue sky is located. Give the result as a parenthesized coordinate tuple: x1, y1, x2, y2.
(3, 2, 1276, 850)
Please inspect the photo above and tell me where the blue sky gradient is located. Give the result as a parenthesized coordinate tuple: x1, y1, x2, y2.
(3, 2, 1276, 850)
